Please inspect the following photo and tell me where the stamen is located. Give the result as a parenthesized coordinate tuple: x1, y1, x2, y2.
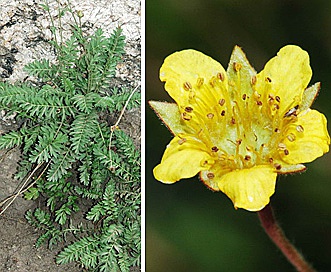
(217, 72, 224, 81)
(231, 117, 236, 124)
(284, 105, 299, 118)
(254, 91, 261, 99)
(196, 77, 204, 87)
(228, 155, 235, 161)
(209, 77, 217, 87)
(181, 112, 192, 121)
(189, 90, 195, 99)
(251, 75, 257, 85)
(185, 106, 193, 113)
(268, 94, 275, 101)
(183, 81, 192, 91)
(178, 138, 187, 145)
(256, 101, 262, 106)
(242, 94, 247, 100)
(221, 110, 226, 116)
(274, 163, 282, 170)
(296, 125, 304, 133)
(244, 155, 251, 161)
(236, 139, 242, 145)
(287, 133, 296, 142)
(284, 149, 289, 155)
(275, 96, 281, 103)
(265, 77, 272, 83)
(211, 146, 219, 152)
(274, 128, 280, 133)
(278, 143, 287, 150)
(207, 172, 215, 179)
(219, 98, 225, 106)
(233, 62, 242, 72)
(207, 113, 214, 119)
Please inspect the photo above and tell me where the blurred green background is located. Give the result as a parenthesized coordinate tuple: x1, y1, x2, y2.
(146, 0, 331, 271)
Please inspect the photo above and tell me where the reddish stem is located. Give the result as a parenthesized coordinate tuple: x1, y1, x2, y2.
(258, 204, 316, 272)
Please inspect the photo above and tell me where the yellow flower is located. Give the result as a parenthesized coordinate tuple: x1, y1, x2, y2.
(150, 45, 330, 211)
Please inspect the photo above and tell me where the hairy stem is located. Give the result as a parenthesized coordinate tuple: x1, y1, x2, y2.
(258, 204, 316, 272)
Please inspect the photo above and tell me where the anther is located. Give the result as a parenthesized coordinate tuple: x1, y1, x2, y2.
(265, 77, 272, 83)
(221, 110, 226, 116)
(254, 91, 261, 99)
(242, 94, 247, 100)
(207, 172, 215, 179)
(228, 155, 235, 161)
(189, 91, 195, 99)
(217, 72, 224, 81)
(284, 149, 289, 155)
(236, 139, 242, 145)
(251, 75, 257, 85)
(287, 133, 296, 142)
(219, 98, 225, 106)
(274, 128, 280, 133)
(274, 163, 282, 170)
(178, 138, 187, 145)
(202, 160, 209, 166)
(278, 143, 287, 150)
(209, 78, 216, 87)
(183, 81, 192, 91)
(296, 125, 304, 133)
(275, 96, 281, 103)
(256, 101, 262, 106)
(284, 105, 299, 118)
(211, 146, 219, 152)
(244, 155, 251, 161)
(231, 117, 236, 124)
(181, 112, 192, 121)
(207, 113, 214, 119)
(269, 158, 274, 163)
(196, 77, 204, 87)
(233, 62, 242, 72)
(185, 106, 193, 113)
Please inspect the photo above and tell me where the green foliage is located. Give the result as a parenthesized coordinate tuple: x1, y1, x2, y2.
(1, 3, 140, 271)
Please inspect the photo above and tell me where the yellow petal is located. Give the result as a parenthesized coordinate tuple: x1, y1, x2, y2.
(149, 101, 185, 135)
(281, 109, 330, 164)
(153, 136, 212, 183)
(256, 45, 312, 115)
(216, 166, 277, 211)
(159, 49, 227, 107)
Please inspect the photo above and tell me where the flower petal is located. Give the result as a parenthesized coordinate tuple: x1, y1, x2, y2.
(159, 49, 227, 107)
(204, 165, 277, 211)
(149, 101, 185, 135)
(281, 109, 330, 164)
(256, 45, 312, 115)
(153, 136, 213, 183)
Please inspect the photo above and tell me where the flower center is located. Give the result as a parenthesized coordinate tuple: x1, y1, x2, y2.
(178, 62, 304, 172)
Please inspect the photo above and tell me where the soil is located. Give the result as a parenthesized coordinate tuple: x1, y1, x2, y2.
(0, 0, 141, 271)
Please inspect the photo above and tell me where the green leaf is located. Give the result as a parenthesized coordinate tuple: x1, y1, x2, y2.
(24, 187, 40, 200)
(0, 130, 25, 149)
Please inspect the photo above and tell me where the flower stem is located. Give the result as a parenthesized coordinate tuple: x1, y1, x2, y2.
(258, 204, 316, 272)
